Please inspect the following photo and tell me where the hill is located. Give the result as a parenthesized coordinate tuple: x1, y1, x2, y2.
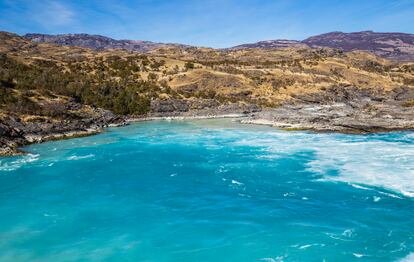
(231, 40, 307, 49)
(303, 31, 414, 61)
(25, 31, 414, 61)
(24, 33, 189, 52)
(228, 31, 414, 61)
(1, 30, 414, 154)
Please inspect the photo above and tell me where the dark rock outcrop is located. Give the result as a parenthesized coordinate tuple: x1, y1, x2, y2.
(243, 85, 414, 133)
(151, 99, 191, 113)
(0, 118, 26, 155)
(0, 107, 125, 156)
(292, 85, 386, 104)
(150, 98, 260, 117)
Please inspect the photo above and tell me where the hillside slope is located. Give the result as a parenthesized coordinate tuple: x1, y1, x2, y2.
(25, 31, 414, 61)
(229, 31, 414, 61)
(1, 31, 414, 154)
(303, 31, 414, 61)
(24, 33, 189, 52)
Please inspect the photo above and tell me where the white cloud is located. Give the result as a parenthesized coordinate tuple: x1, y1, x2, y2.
(31, 1, 74, 28)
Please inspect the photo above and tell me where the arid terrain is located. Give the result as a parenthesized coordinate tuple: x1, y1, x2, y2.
(1, 31, 414, 155)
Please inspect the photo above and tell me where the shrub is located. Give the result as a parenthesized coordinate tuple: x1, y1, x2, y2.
(184, 61, 195, 70)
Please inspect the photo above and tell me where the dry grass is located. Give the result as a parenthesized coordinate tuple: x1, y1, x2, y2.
(1, 31, 414, 111)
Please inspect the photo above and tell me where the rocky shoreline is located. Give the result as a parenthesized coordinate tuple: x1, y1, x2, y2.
(2, 30, 414, 157)
(239, 85, 414, 134)
(1, 99, 414, 156)
(242, 102, 414, 134)
(0, 108, 126, 156)
(0, 101, 258, 156)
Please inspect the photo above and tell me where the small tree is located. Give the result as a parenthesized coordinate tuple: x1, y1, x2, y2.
(184, 61, 194, 70)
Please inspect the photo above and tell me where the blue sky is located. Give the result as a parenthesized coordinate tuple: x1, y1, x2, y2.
(1, 0, 414, 47)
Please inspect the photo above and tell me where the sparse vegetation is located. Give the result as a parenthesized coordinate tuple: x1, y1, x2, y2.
(1, 32, 414, 121)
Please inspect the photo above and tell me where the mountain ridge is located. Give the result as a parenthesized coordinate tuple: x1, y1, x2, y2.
(24, 33, 190, 53)
(302, 31, 414, 61)
(231, 39, 307, 50)
(23, 30, 414, 61)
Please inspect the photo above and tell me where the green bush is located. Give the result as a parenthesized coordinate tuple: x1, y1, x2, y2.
(184, 61, 195, 70)
(0, 53, 157, 116)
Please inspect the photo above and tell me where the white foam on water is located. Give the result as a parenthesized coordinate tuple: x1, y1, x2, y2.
(260, 256, 286, 262)
(298, 244, 312, 249)
(307, 140, 414, 198)
(260, 258, 277, 262)
(350, 184, 372, 191)
(378, 191, 403, 199)
(283, 192, 295, 197)
(350, 183, 402, 199)
(373, 196, 381, 202)
(353, 253, 365, 258)
(0, 154, 39, 172)
(403, 133, 414, 139)
(325, 232, 352, 242)
(231, 179, 243, 186)
(232, 130, 414, 198)
(342, 229, 355, 238)
(398, 253, 414, 262)
(67, 154, 95, 161)
(293, 243, 325, 250)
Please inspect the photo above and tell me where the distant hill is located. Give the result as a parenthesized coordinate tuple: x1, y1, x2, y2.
(230, 31, 414, 61)
(231, 39, 307, 49)
(303, 31, 414, 61)
(24, 31, 414, 61)
(24, 33, 189, 52)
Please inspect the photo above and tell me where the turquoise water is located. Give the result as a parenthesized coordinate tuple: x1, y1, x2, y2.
(1, 119, 414, 261)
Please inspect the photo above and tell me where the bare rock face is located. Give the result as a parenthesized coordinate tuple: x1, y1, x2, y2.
(0, 105, 125, 156)
(150, 99, 191, 114)
(244, 85, 414, 133)
(391, 87, 414, 101)
(245, 102, 414, 134)
(291, 85, 387, 104)
(0, 118, 26, 155)
(303, 31, 414, 61)
(150, 99, 260, 117)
